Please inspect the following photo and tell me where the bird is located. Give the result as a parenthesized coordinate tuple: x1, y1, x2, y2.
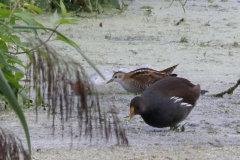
(106, 64, 178, 94)
(128, 76, 201, 128)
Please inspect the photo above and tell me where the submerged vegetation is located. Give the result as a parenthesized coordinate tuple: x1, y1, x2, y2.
(0, 0, 128, 158)
(180, 37, 188, 43)
(0, 128, 30, 160)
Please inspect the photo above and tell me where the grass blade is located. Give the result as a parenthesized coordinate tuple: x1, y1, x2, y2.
(12, 25, 105, 80)
(0, 69, 31, 157)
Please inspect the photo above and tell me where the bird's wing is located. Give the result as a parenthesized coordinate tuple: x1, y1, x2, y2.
(129, 68, 167, 85)
(159, 64, 178, 76)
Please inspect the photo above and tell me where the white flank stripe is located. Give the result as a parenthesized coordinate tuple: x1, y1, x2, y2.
(174, 98, 183, 103)
(170, 96, 178, 100)
(180, 103, 192, 107)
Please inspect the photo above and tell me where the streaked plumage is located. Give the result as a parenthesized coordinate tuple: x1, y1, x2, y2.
(107, 64, 178, 94)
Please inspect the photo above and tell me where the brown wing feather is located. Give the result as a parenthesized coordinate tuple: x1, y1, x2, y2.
(128, 68, 169, 84)
(159, 64, 178, 75)
(128, 64, 178, 84)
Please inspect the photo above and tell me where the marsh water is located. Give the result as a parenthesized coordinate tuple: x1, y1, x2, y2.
(1, 0, 240, 159)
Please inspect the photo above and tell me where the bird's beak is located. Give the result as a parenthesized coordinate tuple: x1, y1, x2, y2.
(106, 79, 113, 84)
(128, 106, 135, 121)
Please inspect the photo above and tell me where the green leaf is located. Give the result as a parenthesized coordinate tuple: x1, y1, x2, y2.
(60, 0, 67, 17)
(23, 4, 43, 14)
(18, 89, 29, 103)
(1, 35, 14, 43)
(5, 65, 24, 74)
(0, 26, 9, 35)
(3, 70, 22, 89)
(0, 51, 7, 63)
(11, 24, 32, 34)
(9, 16, 16, 25)
(36, 21, 48, 33)
(0, 69, 31, 157)
(0, 9, 11, 18)
(60, 18, 78, 24)
(15, 72, 24, 80)
(65, 11, 76, 16)
(14, 12, 36, 25)
(1, 52, 25, 67)
(9, 35, 21, 44)
(0, 52, 25, 72)
(8, 34, 27, 48)
(56, 35, 80, 50)
(50, 10, 61, 26)
(0, 40, 8, 51)
(0, 58, 5, 64)
(13, 12, 38, 34)
(0, 3, 9, 8)
(8, 58, 26, 68)
(1, 35, 21, 46)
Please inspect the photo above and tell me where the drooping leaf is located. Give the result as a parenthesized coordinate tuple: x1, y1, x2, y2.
(60, 18, 78, 24)
(5, 65, 24, 74)
(3, 70, 22, 89)
(56, 35, 80, 50)
(1, 52, 26, 68)
(13, 12, 38, 34)
(0, 3, 9, 8)
(56, 35, 105, 80)
(65, 11, 77, 16)
(8, 58, 26, 68)
(1, 35, 21, 46)
(36, 21, 48, 33)
(0, 69, 31, 157)
(11, 25, 105, 80)
(14, 12, 36, 26)
(23, 4, 43, 14)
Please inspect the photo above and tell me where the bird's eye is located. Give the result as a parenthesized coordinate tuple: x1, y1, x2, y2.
(114, 76, 117, 78)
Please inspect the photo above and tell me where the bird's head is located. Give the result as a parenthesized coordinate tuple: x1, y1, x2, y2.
(106, 71, 125, 84)
(128, 96, 147, 121)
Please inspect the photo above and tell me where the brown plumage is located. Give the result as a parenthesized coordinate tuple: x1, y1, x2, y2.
(107, 64, 178, 94)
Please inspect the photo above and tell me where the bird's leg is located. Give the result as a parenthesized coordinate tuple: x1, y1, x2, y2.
(170, 123, 186, 132)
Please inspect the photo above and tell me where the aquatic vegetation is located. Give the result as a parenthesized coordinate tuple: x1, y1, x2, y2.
(0, 0, 128, 158)
(180, 37, 188, 43)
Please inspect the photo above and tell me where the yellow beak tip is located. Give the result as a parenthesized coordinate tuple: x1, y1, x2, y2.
(128, 106, 135, 121)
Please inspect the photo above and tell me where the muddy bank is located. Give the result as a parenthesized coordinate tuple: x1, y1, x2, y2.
(1, 0, 240, 159)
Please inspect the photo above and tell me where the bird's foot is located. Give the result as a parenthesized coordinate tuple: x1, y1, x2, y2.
(170, 123, 186, 132)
